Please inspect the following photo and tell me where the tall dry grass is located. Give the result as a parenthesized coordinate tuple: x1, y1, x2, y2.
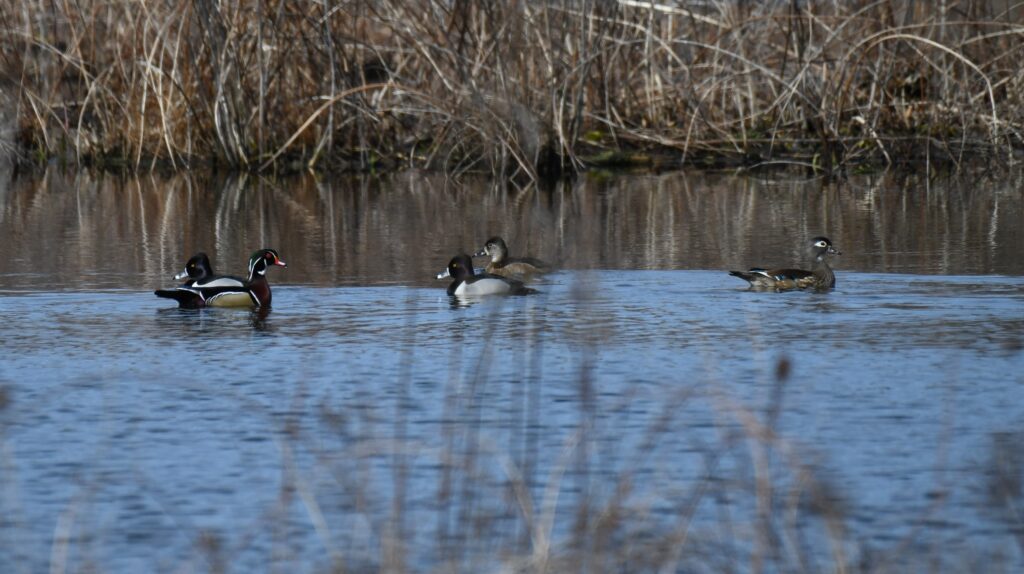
(2, 1, 1024, 177)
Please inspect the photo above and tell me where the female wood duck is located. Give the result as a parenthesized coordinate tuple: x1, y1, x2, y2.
(173, 252, 245, 288)
(445, 253, 536, 296)
(155, 249, 287, 308)
(474, 236, 551, 278)
(730, 237, 840, 291)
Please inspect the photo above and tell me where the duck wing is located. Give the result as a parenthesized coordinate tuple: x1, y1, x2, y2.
(451, 273, 538, 296)
(763, 268, 813, 281)
(729, 267, 813, 290)
(190, 274, 246, 289)
(512, 256, 551, 270)
(490, 257, 552, 278)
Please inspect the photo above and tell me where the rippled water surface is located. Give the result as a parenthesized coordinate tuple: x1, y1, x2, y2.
(0, 168, 1023, 572)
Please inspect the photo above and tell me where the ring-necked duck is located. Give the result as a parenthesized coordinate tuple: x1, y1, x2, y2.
(173, 252, 245, 288)
(474, 236, 551, 277)
(445, 253, 536, 296)
(155, 249, 287, 308)
(730, 236, 840, 291)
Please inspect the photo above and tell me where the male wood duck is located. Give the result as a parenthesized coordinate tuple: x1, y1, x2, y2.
(730, 237, 840, 291)
(473, 236, 551, 277)
(173, 252, 245, 288)
(445, 253, 536, 296)
(155, 249, 287, 308)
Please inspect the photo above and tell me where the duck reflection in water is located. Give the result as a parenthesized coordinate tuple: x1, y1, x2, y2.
(249, 306, 273, 331)
(154, 304, 275, 331)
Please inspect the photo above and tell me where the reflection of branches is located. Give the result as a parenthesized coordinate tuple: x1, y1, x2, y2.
(0, 166, 1021, 289)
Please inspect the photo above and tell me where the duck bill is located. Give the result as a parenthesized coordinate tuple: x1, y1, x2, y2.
(274, 259, 287, 267)
(828, 247, 841, 256)
(473, 249, 487, 257)
(173, 268, 189, 280)
(436, 267, 451, 280)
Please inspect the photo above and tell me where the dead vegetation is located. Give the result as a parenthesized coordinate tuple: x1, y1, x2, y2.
(2, 1, 1024, 178)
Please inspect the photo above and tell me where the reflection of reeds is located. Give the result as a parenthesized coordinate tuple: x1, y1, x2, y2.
(5, 2, 1024, 174)
(1, 168, 1022, 288)
(987, 432, 1024, 549)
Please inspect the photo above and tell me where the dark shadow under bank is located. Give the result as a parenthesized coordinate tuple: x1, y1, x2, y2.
(5, 135, 1021, 181)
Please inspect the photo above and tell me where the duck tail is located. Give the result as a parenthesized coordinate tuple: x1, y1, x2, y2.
(509, 282, 539, 296)
(154, 288, 205, 308)
(729, 270, 755, 283)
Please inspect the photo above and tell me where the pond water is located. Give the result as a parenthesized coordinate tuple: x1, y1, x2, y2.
(0, 167, 1022, 572)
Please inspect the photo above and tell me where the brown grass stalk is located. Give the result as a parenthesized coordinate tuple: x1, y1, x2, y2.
(2, 1, 1023, 175)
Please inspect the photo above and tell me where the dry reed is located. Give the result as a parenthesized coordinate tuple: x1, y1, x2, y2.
(2, 1, 1024, 178)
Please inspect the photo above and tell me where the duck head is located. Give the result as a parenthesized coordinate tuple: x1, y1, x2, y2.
(810, 237, 840, 260)
(248, 249, 287, 280)
(446, 253, 476, 282)
(474, 236, 509, 263)
(174, 252, 213, 282)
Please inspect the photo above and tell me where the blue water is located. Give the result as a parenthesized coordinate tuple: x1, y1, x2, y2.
(1, 167, 1023, 571)
(2, 270, 1022, 571)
